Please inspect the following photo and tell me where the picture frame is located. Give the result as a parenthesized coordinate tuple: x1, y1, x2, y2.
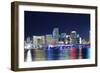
(11, 1, 97, 71)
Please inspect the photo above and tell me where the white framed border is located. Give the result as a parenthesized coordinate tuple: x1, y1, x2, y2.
(18, 4, 96, 68)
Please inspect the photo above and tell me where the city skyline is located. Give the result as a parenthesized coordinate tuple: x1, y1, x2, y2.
(25, 28, 90, 48)
(24, 28, 90, 61)
(24, 11, 90, 39)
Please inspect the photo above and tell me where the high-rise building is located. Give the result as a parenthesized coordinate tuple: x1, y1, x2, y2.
(60, 33, 66, 44)
(61, 33, 66, 38)
(65, 35, 70, 44)
(24, 37, 33, 49)
(76, 34, 80, 44)
(70, 31, 77, 44)
(79, 37, 82, 44)
(45, 34, 53, 44)
(82, 37, 90, 44)
(52, 28, 59, 42)
(26, 37, 31, 43)
(33, 36, 46, 48)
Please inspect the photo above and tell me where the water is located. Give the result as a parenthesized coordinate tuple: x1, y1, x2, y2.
(24, 44, 90, 61)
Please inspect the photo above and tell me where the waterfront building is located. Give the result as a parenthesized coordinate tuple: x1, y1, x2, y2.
(70, 31, 78, 44)
(52, 28, 59, 42)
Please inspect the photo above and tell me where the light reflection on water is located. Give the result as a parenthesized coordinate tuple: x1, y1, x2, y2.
(24, 44, 90, 62)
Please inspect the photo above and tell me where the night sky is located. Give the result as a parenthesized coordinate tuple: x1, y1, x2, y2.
(24, 11, 90, 39)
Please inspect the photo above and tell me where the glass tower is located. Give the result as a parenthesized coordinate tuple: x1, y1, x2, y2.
(52, 28, 59, 42)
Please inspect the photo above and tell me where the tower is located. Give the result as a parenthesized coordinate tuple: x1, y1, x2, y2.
(70, 31, 77, 44)
(52, 28, 59, 42)
(60, 33, 66, 44)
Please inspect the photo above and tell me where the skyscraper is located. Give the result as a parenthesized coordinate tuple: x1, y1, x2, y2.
(65, 35, 70, 44)
(25, 37, 33, 49)
(52, 28, 59, 42)
(77, 34, 80, 44)
(33, 36, 46, 48)
(45, 34, 53, 44)
(70, 31, 77, 44)
(60, 33, 66, 44)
